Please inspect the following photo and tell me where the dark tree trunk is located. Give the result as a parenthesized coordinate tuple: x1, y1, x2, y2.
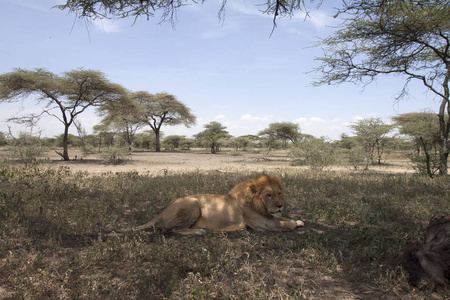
(420, 137, 434, 179)
(437, 76, 449, 176)
(62, 125, 70, 161)
(155, 130, 161, 152)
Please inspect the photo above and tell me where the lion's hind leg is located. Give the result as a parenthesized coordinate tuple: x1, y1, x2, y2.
(159, 197, 204, 234)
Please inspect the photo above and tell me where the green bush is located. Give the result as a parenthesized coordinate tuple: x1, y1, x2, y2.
(290, 138, 339, 170)
(7, 133, 47, 168)
(99, 145, 131, 164)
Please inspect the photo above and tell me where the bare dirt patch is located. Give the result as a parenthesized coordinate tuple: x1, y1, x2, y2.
(43, 149, 415, 175)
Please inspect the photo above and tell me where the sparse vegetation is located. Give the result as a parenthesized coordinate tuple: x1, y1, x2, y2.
(0, 152, 449, 299)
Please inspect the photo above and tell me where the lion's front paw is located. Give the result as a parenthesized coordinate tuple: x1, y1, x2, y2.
(296, 220, 305, 227)
(194, 229, 206, 235)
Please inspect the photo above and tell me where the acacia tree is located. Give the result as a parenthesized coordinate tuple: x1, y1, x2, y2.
(349, 118, 394, 168)
(163, 135, 185, 150)
(261, 122, 301, 144)
(93, 124, 115, 152)
(0, 68, 126, 161)
(314, 0, 450, 175)
(194, 121, 230, 154)
(131, 91, 196, 152)
(258, 122, 301, 149)
(100, 95, 144, 151)
(393, 112, 441, 177)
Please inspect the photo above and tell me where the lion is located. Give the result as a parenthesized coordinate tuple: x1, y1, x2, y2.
(130, 174, 304, 235)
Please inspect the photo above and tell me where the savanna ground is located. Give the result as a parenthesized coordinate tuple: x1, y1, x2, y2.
(0, 148, 449, 299)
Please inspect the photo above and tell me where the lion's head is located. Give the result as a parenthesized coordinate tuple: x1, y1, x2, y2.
(229, 175, 285, 217)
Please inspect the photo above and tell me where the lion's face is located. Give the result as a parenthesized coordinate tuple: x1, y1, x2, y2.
(259, 184, 284, 217)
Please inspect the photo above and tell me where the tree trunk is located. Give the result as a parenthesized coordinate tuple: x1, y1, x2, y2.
(439, 151, 448, 176)
(420, 137, 434, 178)
(155, 130, 161, 152)
(62, 125, 70, 161)
(437, 74, 449, 176)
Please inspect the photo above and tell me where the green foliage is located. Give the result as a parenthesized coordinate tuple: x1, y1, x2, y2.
(99, 145, 131, 164)
(0, 68, 126, 161)
(343, 146, 366, 170)
(228, 136, 252, 151)
(54, 134, 81, 148)
(133, 131, 156, 149)
(130, 91, 196, 152)
(349, 118, 395, 167)
(179, 138, 195, 150)
(194, 121, 231, 153)
(393, 112, 443, 177)
(258, 122, 301, 149)
(408, 150, 441, 177)
(290, 138, 338, 170)
(163, 135, 185, 150)
(314, 0, 450, 175)
(7, 132, 47, 168)
(0, 132, 7, 146)
(0, 168, 449, 298)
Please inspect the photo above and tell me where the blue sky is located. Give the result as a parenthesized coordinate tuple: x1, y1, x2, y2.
(0, 0, 440, 140)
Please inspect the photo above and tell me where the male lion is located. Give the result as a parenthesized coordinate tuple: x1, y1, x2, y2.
(133, 175, 304, 235)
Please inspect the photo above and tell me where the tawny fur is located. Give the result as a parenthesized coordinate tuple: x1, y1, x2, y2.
(130, 175, 304, 235)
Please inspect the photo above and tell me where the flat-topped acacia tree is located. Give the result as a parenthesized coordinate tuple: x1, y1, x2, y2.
(129, 91, 196, 152)
(0, 68, 126, 161)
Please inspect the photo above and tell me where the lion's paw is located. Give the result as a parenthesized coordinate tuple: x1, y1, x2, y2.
(194, 229, 206, 235)
(296, 220, 305, 227)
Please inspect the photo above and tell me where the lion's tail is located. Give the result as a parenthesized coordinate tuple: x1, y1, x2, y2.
(134, 215, 160, 231)
(96, 215, 160, 234)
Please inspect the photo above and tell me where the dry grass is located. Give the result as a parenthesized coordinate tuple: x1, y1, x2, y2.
(0, 149, 449, 299)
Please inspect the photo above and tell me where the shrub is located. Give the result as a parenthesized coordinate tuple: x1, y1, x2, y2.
(7, 132, 47, 168)
(99, 146, 131, 164)
(290, 138, 339, 170)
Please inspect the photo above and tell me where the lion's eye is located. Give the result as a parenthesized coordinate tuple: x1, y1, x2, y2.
(267, 193, 272, 198)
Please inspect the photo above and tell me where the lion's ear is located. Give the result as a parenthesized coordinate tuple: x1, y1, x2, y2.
(249, 183, 258, 194)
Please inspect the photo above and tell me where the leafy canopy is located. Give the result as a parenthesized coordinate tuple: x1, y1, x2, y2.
(314, 0, 450, 100)
(313, 0, 450, 175)
(0, 68, 126, 160)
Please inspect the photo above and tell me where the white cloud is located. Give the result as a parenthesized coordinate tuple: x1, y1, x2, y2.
(92, 19, 121, 33)
(215, 114, 226, 120)
(240, 114, 270, 121)
(309, 117, 326, 123)
(293, 117, 326, 124)
(294, 117, 307, 123)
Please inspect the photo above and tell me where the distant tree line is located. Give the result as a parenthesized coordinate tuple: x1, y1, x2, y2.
(1, 112, 446, 177)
